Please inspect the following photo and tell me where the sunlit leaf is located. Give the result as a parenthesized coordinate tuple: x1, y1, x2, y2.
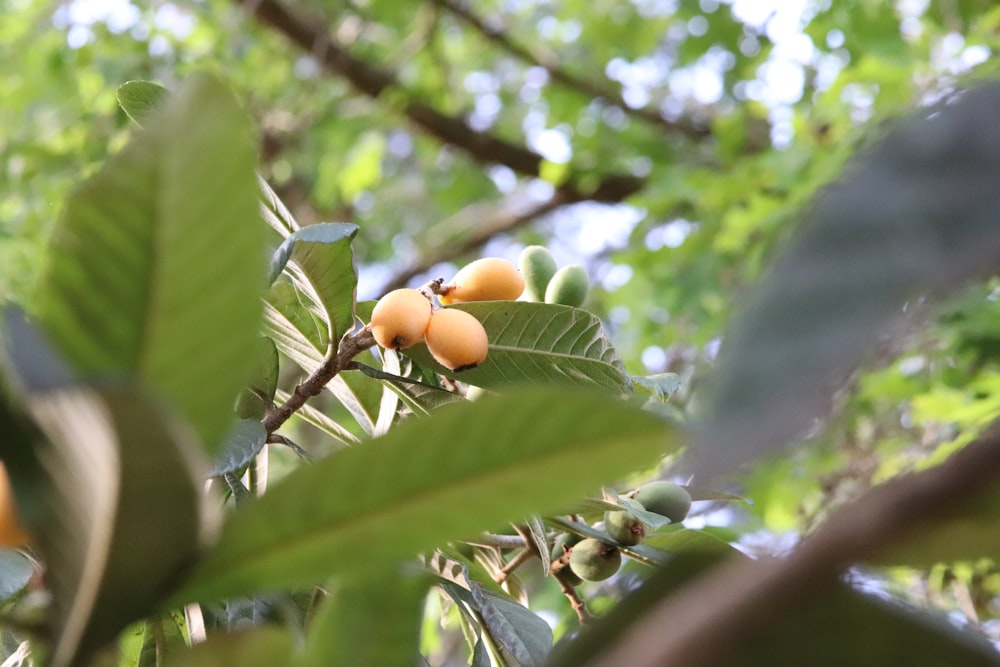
(170, 388, 675, 602)
(405, 302, 631, 396)
(36, 73, 265, 454)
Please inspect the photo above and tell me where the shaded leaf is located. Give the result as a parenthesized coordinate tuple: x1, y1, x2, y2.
(161, 627, 294, 667)
(272, 223, 359, 349)
(170, 388, 675, 602)
(404, 302, 631, 396)
(115, 80, 169, 126)
(632, 373, 682, 401)
(524, 516, 550, 577)
(695, 83, 1000, 476)
(443, 580, 552, 667)
(36, 73, 266, 454)
(303, 567, 431, 667)
(0, 550, 33, 603)
(211, 419, 267, 477)
(234, 337, 279, 420)
(257, 174, 300, 238)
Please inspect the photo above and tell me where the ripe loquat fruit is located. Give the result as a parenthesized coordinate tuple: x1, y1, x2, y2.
(424, 308, 489, 371)
(371, 288, 433, 350)
(439, 258, 525, 305)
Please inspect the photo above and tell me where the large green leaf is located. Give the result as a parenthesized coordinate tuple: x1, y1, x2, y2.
(303, 567, 431, 667)
(268, 222, 360, 346)
(404, 302, 631, 396)
(36, 73, 265, 454)
(2, 313, 214, 666)
(695, 83, 1000, 476)
(169, 388, 675, 603)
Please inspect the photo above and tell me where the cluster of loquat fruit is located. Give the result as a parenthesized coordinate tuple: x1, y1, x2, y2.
(552, 481, 692, 584)
(369, 246, 591, 370)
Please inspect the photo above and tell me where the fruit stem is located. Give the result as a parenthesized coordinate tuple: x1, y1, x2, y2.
(493, 547, 536, 584)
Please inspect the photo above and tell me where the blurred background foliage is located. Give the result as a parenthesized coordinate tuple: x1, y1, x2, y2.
(5, 0, 1000, 648)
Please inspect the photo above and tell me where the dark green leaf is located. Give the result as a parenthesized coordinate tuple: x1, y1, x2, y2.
(115, 81, 169, 126)
(211, 419, 267, 477)
(404, 302, 631, 396)
(468, 582, 552, 667)
(36, 73, 266, 454)
(234, 337, 280, 420)
(272, 222, 359, 348)
(170, 388, 675, 602)
(17, 385, 212, 667)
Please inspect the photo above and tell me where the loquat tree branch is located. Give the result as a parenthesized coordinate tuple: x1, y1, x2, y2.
(383, 189, 571, 291)
(587, 419, 1000, 667)
(262, 327, 376, 435)
(232, 0, 645, 202)
(431, 0, 709, 141)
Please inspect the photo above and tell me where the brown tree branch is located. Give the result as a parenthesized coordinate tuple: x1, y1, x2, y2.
(587, 420, 1000, 667)
(383, 189, 572, 291)
(261, 327, 376, 435)
(431, 0, 709, 141)
(233, 0, 645, 201)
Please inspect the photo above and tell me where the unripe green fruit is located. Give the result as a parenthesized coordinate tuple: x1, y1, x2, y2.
(604, 510, 646, 546)
(569, 538, 621, 582)
(633, 481, 692, 524)
(551, 533, 583, 585)
(371, 288, 432, 350)
(519, 245, 558, 302)
(544, 265, 590, 307)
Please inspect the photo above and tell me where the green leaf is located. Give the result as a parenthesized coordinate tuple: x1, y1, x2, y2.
(234, 337, 279, 420)
(0, 550, 33, 603)
(350, 362, 465, 415)
(36, 73, 266, 454)
(169, 388, 675, 603)
(161, 627, 295, 667)
(211, 419, 267, 477)
(10, 385, 212, 666)
(695, 83, 1000, 476)
(632, 373, 682, 401)
(115, 81, 169, 126)
(524, 516, 550, 577)
(443, 580, 553, 667)
(404, 302, 631, 396)
(285, 223, 359, 346)
(303, 567, 431, 667)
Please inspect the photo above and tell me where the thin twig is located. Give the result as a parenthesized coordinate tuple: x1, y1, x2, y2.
(262, 327, 376, 435)
(493, 547, 536, 584)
